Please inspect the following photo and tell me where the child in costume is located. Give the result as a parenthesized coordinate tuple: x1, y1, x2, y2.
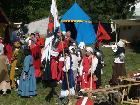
(69, 45, 81, 91)
(60, 49, 75, 97)
(80, 47, 97, 91)
(76, 47, 96, 105)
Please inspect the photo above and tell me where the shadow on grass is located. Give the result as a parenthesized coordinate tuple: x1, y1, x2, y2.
(43, 80, 59, 103)
(45, 87, 58, 102)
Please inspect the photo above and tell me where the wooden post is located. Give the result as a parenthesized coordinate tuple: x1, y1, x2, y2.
(88, 55, 95, 97)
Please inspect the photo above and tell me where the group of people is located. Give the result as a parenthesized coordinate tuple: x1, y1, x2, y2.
(0, 29, 126, 103)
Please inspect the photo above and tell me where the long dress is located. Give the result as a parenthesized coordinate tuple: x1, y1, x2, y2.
(18, 55, 36, 97)
(0, 54, 11, 92)
(10, 48, 19, 89)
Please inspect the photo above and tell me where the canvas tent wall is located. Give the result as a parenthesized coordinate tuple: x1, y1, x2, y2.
(60, 3, 96, 45)
(27, 17, 49, 36)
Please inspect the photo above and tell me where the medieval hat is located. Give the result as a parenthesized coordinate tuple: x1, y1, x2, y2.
(86, 47, 93, 53)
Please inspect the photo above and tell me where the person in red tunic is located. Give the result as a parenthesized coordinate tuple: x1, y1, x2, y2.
(47, 16, 54, 38)
(35, 32, 45, 47)
(44, 50, 59, 102)
(4, 43, 13, 64)
(81, 47, 97, 91)
(29, 33, 41, 80)
(56, 31, 68, 53)
(48, 17, 54, 33)
(57, 54, 64, 82)
(28, 33, 37, 48)
(51, 50, 59, 80)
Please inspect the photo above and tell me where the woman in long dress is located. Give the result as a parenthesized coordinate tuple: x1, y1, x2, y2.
(10, 41, 21, 89)
(18, 48, 36, 97)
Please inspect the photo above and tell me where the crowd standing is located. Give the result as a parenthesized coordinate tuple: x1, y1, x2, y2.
(0, 28, 126, 104)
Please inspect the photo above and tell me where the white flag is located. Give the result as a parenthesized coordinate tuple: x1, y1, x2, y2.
(50, 0, 60, 31)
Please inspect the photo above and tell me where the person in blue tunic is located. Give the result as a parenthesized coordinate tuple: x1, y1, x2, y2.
(18, 48, 36, 97)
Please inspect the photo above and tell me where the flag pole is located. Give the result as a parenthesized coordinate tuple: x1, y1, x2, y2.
(88, 55, 94, 97)
(115, 22, 118, 44)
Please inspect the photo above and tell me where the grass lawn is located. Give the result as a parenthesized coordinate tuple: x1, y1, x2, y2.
(0, 47, 140, 105)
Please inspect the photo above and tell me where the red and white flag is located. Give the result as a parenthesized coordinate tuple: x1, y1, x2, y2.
(76, 97, 94, 105)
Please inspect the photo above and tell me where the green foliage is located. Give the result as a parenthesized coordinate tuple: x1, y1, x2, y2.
(0, 0, 138, 23)
(76, 0, 137, 23)
(16, 49, 25, 79)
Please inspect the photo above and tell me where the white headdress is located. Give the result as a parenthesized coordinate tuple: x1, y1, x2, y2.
(0, 43, 4, 55)
(62, 31, 66, 35)
(117, 40, 125, 47)
(86, 47, 93, 53)
(78, 42, 85, 49)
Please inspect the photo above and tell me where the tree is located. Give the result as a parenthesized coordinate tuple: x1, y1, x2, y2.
(0, 0, 138, 23)
(76, 0, 137, 22)
(0, 0, 51, 23)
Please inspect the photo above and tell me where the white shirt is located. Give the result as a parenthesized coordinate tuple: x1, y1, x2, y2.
(63, 56, 70, 72)
(91, 56, 98, 73)
(71, 54, 80, 71)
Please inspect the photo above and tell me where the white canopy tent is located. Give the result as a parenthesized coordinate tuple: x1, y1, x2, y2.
(26, 17, 49, 36)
